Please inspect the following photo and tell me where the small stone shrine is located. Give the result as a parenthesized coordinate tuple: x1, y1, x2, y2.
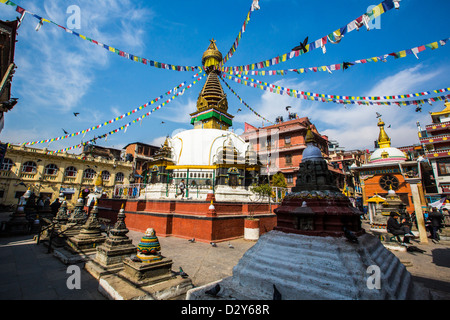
(85, 204, 136, 278)
(120, 228, 173, 286)
(4, 189, 30, 234)
(187, 127, 430, 300)
(97, 227, 193, 300)
(60, 193, 87, 238)
(66, 199, 106, 254)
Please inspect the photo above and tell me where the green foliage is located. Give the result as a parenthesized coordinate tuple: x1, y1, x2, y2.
(251, 183, 272, 198)
(271, 172, 287, 188)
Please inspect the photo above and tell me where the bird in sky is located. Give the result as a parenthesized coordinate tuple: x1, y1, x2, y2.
(62, 129, 68, 134)
(73, 112, 80, 117)
(286, 106, 292, 111)
(415, 107, 422, 112)
(161, 121, 165, 124)
(342, 61, 354, 70)
(376, 112, 382, 118)
(237, 108, 242, 113)
(292, 37, 309, 53)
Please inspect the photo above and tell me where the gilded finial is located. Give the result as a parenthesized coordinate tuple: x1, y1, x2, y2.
(377, 118, 391, 148)
(305, 126, 315, 144)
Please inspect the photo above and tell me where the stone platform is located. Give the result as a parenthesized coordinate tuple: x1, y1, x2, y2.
(96, 198, 277, 242)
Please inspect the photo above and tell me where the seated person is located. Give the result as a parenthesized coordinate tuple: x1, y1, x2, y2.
(387, 211, 414, 243)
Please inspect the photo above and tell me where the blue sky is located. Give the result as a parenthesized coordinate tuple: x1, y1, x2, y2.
(1, 0, 449, 153)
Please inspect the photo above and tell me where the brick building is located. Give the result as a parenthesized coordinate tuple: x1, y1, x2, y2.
(240, 116, 329, 189)
(123, 142, 160, 183)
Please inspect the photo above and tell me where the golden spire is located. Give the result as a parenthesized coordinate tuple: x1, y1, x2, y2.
(190, 40, 233, 130)
(305, 126, 315, 144)
(202, 39, 222, 73)
(377, 118, 391, 148)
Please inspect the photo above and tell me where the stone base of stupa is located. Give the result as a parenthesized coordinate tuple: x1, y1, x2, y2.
(140, 183, 260, 202)
(52, 246, 95, 265)
(65, 234, 106, 255)
(97, 257, 193, 300)
(119, 257, 175, 287)
(186, 230, 431, 300)
(85, 244, 137, 279)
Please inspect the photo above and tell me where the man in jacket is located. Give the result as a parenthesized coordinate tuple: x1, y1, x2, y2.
(387, 211, 414, 244)
(428, 207, 444, 241)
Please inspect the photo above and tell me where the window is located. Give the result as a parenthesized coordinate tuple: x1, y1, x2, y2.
(438, 160, 450, 176)
(284, 136, 291, 145)
(83, 168, 96, 179)
(115, 172, 124, 182)
(65, 166, 77, 177)
(22, 161, 37, 173)
(0, 158, 14, 171)
(102, 170, 111, 181)
(285, 154, 292, 165)
(44, 164, 58, 175)
(286, 174, 293, 183)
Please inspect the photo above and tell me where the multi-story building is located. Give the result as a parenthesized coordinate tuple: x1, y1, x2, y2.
(240, 116, 329, 189)
(0, 144, 133, 206)
(418, 99, 450, 196)
(122, 142, 160, 183)
(0, 19, 19, 133)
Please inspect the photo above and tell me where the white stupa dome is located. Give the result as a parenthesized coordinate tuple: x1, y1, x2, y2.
(301, 144, 323, 162)
(368, 147, 406, 164)
(169, 128, 248, 166)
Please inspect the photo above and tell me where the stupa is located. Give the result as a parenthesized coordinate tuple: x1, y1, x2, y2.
(85, 204, 137, 278)
(98, 227, 193, 300)
(187, 127, 430, 300)
(140, 39, 261, 202)
(4, 188, 31, 234)
(60, 192, 87, 238)
(66, 199, 106, 254)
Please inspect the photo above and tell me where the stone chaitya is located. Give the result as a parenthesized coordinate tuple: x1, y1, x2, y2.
(187, 126, 430, 300)
(66, 199, 106, 254)
(85, 204, 136, 278)
(98, 227, 193, 300)
(60, 193, 87, 238)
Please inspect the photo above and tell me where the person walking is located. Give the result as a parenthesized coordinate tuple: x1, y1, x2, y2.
(428, 207, 444, 242)
(177, 179, 186, 199)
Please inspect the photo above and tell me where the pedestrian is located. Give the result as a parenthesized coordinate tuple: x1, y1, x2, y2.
(177, 179, 186, 199)
(50, 197, 61, 216)
(428, 207, 444, 242)
(387, 211, 414, 244)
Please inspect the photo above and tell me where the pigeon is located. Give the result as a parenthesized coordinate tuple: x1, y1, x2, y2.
(73, 112, 80, 117)
(130, 255, 142, 262)
(273, 284, 282, 300)
(387, 125, 391, 128)
(376, 112, 382, 118)
(406, 246, 426, 253)
(210, 242, 217, 247)
(62, 129, 69, 134)
(205, 283, 221, 296)
(286, 106, 292, 111)
(343, 227, 358, 243)
(161, 121, 165, 124)
(415, 107, 422, 112)
(228, 243, 234, 249)
(292, 37, 309, 53)
(237, 108, 242, 113)
(188, 238, 195, 243)
(179, 267, 189, 278)
(342, 61, 354, 70)
(36, 159, 42, 162)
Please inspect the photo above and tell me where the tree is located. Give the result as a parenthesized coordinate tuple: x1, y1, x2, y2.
(271, 172, 287, 188)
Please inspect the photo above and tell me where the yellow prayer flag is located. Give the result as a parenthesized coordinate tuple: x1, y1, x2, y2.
(430, 42, 439, 49)
(399, 50, 407, 58)
(281, 54, 287, 62)
(372, 3, 385, 18)
(109, 47, 115, 52)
